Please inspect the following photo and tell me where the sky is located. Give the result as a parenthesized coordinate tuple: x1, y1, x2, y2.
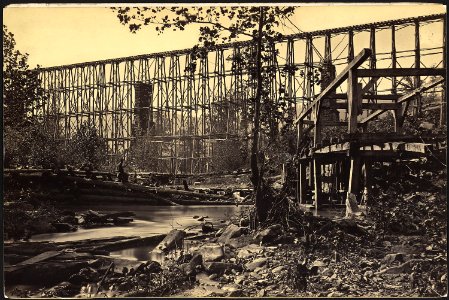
(3, 3, 446, 68)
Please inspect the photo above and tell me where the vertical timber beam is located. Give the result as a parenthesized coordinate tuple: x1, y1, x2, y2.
(391, 25, 402, 133)
(441, 16, 447, 126)
(348, 30, 355, 63)
(414, 21, 421, 115)
(369, 27, 377, 106)
(346, 69, 362, 214)
(313, 159, 322, 210)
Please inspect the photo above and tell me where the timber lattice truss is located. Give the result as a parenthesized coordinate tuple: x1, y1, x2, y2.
(33, 13, 446, 174)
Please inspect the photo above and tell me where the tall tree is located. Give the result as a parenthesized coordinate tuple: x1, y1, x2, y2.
(3, 25, 45, 128)
(112, 6, 296, 223)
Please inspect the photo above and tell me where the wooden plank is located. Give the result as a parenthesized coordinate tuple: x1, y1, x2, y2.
(357, 68, 445, 78)
(314, 142, 350, 154)
(404, 143, 431, 153)
(4, 250, 63, 272)
(326, 102, 400, 110)
(294, 48, 372, 123)
(327, 94, 399, 100)
(303, 119, 314, 125)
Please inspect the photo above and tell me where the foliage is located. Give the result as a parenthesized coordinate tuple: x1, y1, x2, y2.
(3, 25, 45, 128)
(112, 6, 294, 44)
(368, 160, 446, 238)
(64, 121, 109, 169)
(3, 181, 61, 240)
(127, 134, 160, 172)
(4, 122, 63, 168)
(112, 6, 298, 222)
(211, 139, 248, 172)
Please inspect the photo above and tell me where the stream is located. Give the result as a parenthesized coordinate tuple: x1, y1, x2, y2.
(31, 204, 250, 261)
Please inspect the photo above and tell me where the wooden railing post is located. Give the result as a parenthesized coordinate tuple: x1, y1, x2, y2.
(346, 68, 362, 215)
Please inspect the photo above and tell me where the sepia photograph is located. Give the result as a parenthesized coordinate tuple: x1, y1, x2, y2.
(2, 2, 447, 298)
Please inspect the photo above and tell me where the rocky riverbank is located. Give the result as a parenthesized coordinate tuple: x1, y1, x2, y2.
(4, 160, 447, 298)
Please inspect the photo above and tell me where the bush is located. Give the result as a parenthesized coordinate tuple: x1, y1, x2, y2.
(4, 123, 63, 168)
(64, 121, 108, 170)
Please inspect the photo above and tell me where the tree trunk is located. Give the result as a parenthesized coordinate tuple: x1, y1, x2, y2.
(251, 7, 266, 223)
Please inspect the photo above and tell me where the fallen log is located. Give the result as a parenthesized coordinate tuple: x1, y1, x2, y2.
(94, 234, 166, 252)
(4, 250, 64, 273)
(171, 199, 236, 205)
(5, 236, 142, 256)
(147, 186, 227, 200)
(61, 176, 180, 205)
(154, 229, 186, 252)
(5, 260, 89, 285)
(78, 194, 162, 205)
(78, 187, 150, 198)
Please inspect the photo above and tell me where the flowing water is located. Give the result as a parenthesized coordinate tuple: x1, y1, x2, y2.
(31, 204, 250, 260)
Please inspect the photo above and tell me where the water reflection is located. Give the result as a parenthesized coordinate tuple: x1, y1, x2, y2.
(110, 245, 156, 261)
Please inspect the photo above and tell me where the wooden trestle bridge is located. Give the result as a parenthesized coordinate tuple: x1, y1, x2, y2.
(33, 13, 446, 206)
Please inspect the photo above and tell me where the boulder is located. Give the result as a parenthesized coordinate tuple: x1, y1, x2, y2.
(382, 253, 405, 265)
(228, 235, 255, 249)
(52, 222, 76, 233)
(228, 289, 247, 297)
(180, 263, 195, 276)
(245, 258, 268, 271)
(253, 224, 283, 245)
(311, 259, 328, 268)
(145, 261, 162, 273)
(335, 218, 367, 236)
(237, 244, 265, 259)
(201, 222, 215, 233)
(154, 229, 186, 252)
(203, 262, 241, 274)
(217, 224, 242, 245)
(272, 266, 286, 274)
(199, 244, 224, 261)
(41, 282, 80, 298)
(30, 220, 56, 234)
(190, 254, 203, 268)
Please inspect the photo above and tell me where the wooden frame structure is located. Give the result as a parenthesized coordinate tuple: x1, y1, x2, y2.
(294, 48, 446, 209)
(33, 14, 445, 174)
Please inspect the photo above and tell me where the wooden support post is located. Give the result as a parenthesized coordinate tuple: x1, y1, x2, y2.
(441, 16, 447, 126)
(393, 108, 404, 133)
(299, 162, 307, 204)
(313, 159, 322, 210)
(369, 26, 377, 107)
(347, 69, 359, 134)
(391, 25, 397, 95)
(314, 106, 322, 146)
(346, 68, 362, 216)
(347, 156, 363, 203)
(364, 160, 372, 206)
(308, 161, 314, 189)
(296, 120, 304, 203)
(348, 30, 354, 63)
(414, 21, 421, 115)
(334, 161, 340, 192)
